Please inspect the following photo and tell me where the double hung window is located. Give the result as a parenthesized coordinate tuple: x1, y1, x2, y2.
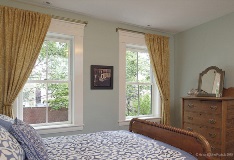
(15, 19, 84, 134)
(22, 34, 72, 125)
(125, 47, 153, 117)
(118, 31, 160, 125)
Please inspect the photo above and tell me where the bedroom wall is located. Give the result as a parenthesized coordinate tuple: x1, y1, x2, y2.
(0, 0, 175, 136)
(174, 12, 234, 127)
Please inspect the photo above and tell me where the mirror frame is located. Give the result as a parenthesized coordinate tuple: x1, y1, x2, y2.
(197, 66, 225, 97)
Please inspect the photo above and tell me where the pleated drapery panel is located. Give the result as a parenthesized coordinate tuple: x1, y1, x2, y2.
(0, 5, 51, 117)
(145, 34, 170, 125)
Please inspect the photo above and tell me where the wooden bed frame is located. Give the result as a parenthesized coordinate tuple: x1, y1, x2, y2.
(129, 118, 212, 160)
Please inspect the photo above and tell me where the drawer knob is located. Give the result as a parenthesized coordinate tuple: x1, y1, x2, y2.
(188, 104, 194, 108)
(187, 127, 193, 131)
(187, 116, 193, 120)
(210, 106, 217, 110)
(209, 119, 216, 124)
(209, 133, 217, 138)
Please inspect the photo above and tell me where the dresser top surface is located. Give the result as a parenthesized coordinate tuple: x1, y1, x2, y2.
(182, 96, 234, 100)
(183, 87, 234, 100)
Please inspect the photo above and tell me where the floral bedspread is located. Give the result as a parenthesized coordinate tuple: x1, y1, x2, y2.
(43, 130, 196, 160)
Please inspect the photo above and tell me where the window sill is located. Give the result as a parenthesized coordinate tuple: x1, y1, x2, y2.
(35, 124, 84, 135)
(119, 117, 161, 126)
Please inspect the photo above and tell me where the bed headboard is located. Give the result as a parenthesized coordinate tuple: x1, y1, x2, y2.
(129, 118, 211, 160)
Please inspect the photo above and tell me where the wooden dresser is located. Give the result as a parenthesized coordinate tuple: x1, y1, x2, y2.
(182, 92, 234, 160)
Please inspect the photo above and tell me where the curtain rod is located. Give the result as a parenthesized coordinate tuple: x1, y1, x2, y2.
(116, 27, 145, 35)
(52, 15, 88, 25)
(116, 27, 170, 38)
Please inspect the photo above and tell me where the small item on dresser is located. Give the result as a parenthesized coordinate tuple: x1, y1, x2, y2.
(187, 88, 199, 96)
(187, 88, 196, 96)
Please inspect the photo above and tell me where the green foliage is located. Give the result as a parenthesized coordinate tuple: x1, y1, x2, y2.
(126, 51, 137, 82)
(47, 83, 69, 110)
(125, 50, 152, 117)
(24, 39, 69, 110)
(126, 85, 138, 116)
(139, 94, 151, 115)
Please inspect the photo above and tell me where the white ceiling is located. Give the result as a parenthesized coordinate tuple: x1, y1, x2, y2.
(13, 0, 234, 34)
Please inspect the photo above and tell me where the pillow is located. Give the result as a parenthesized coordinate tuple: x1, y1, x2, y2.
(0, 114, 14, 131)
(0, 125, 25, 160)
(9, 118, 48, 160)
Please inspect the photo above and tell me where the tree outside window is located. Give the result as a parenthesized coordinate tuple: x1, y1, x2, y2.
(126, 49, 152, 117)
(22, 37, 71, 124)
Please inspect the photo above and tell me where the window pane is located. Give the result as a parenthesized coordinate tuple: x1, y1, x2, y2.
(28, 42, 48, 80)
(23, 83, 47, 124)
(47, 41, 69, 80)
(48, 83, 69, 123)
(125, 84, 138, 116)
(28, 40, 69, 81)
(138, 52, 150, 83)
(139, 85, 152, 115)
(22, 82, 69, 124)
(22, 83, 47, 108)
(126, 50, 137, 82)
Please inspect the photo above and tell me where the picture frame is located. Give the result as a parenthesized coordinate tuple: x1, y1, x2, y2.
(91, 65, 113, 89)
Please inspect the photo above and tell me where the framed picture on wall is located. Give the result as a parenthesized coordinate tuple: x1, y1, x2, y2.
(91, 65, 113, 89)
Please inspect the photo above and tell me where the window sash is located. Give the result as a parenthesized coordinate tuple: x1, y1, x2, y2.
(125, 49, 153, 118)
(126, 82, 153, 85)
(119, 30, 160, 126)
(125, 84, 153, 117)
(27, 80, 70, 83)
(22, 35, 72, 125)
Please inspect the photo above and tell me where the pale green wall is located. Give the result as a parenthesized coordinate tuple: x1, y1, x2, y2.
(174, 12, 234, 127)
(0, 0, 174, 136)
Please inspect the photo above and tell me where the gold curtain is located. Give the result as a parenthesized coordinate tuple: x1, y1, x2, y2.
(0, 6, 51, 117)
(145, 34, 170, 125)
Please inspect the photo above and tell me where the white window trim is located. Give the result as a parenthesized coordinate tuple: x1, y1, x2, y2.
(14, 19, 85, 135)
(118, 30, 161, 126)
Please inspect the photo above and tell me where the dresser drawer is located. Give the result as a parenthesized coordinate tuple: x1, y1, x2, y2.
(184, 100, 222, 114)
(184, 111, 221, 128)
(226, 129, 234, 142)
(183, 123, 221, 141)
(184, 123, 221, 142)
(209, 140, 221, 154)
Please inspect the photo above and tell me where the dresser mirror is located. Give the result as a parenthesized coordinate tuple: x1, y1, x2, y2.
(197, 66, 225, 97)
